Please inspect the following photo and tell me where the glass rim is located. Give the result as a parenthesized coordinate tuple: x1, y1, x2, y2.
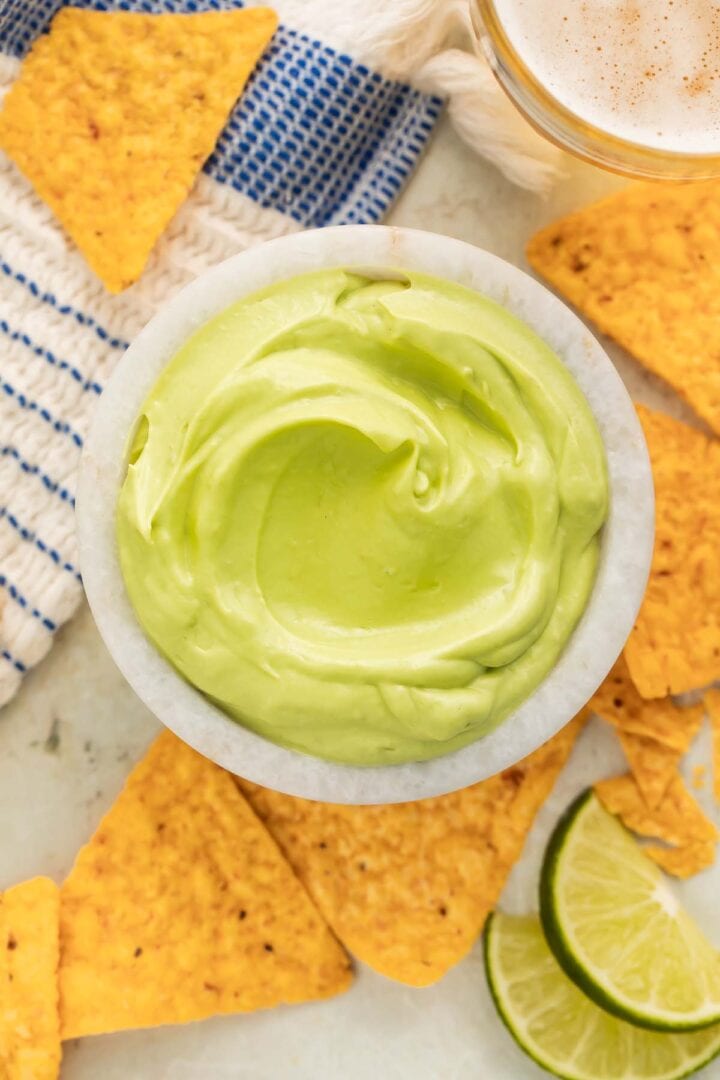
(474, 0, 720, 181)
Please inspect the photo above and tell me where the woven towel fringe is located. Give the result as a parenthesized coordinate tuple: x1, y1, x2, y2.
(415, 49, 565, 194)
(278, 0, 565, 193)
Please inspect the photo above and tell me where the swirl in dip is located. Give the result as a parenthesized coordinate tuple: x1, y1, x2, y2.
(117, 269, 608, 765)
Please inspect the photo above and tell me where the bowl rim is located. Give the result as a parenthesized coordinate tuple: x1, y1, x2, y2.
(77, 224, 654, 804)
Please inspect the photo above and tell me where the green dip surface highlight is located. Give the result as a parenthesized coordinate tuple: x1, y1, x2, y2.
(117, 269, 609, 765)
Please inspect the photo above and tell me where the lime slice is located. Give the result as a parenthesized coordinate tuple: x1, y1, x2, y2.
(485, 912, 720, 1080)
(540, 790, 720, 1031)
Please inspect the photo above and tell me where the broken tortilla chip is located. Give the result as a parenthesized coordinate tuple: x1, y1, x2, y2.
(1, 877, 60, 1080)
(0, 7, 278, 292)
(705, 689, 720, 804)
(623, 406, 720, 698)
(645, 840, 716, 879)
(59, 731, 352, 1039)
(591, 655, 703, 807)
(595, 772, 717, 844)
(237, 712, 586, 988)
(595, 773, 718, 878)
(527, 181, 720, 434)
(614, 733, 682, 810)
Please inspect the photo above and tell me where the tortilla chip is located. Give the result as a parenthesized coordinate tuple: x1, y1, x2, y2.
(595, 772, 718, 878)
(590, 656, 704, 806)
(1, 877, 61, 1080)
(623, 407, 720, 698)
(59, 731, 352, 1039)
(614, 734, 683, 810)
(527, 181, 720, 434)
(705, 689, 720, 803)
(592, 657, 704, 752)
(645, 841, 717, 879)
(0, 7, 278, 292)
(238, 713, 586, 988)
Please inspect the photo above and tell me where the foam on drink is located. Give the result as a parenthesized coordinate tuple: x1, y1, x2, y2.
(491, 0, 720, 154)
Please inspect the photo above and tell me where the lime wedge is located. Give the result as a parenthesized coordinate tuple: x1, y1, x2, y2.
(540, 790, 720, 1031)
(485, 912, 720, 1080)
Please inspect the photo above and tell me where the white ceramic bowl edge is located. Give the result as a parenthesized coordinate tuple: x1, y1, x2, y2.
(77, 225, 654, 804)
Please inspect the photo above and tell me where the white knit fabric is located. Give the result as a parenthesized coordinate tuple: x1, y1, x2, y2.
(266, 0, 564, 192)
(0, 40, 305, 703)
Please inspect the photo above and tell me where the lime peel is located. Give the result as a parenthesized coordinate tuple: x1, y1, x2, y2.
(485, 912, 720, 1080)
(539, 790, 720, 1032)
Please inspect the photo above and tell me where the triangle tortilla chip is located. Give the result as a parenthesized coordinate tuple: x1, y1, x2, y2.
(0, 7, 278, 292)
(591, 656, 704, 807)
(527, 181, 720, 434)
(1, 877, 61, 1080)
(59, 731, 352, 1039)
(623, 407, 720, 698)
(238, 713, 586, 988)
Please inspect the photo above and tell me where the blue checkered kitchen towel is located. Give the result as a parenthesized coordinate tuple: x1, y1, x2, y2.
(0, 0, 445, 705)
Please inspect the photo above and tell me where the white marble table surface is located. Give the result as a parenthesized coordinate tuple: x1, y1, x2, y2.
(1, 115, 719, 1079)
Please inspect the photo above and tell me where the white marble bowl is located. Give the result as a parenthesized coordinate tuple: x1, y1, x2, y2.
(77, 225, 654, 804)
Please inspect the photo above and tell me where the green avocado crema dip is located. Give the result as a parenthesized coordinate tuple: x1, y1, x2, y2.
(117, 269, 609, 766)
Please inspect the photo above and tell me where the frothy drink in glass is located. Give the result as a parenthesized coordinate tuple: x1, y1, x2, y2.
(476, 0, 720, 176)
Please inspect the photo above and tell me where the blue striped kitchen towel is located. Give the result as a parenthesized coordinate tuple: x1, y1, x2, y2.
(0, 0, 443, 705)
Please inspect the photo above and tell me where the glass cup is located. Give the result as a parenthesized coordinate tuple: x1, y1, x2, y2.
(471, 0, 720, 180)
